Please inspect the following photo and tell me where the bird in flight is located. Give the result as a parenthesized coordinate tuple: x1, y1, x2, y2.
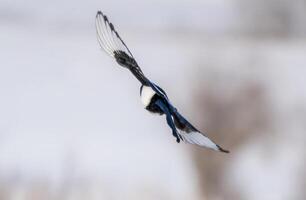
(95, 11, 229, 153)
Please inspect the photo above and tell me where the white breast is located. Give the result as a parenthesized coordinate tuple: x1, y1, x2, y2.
(140, 86, 156, 107)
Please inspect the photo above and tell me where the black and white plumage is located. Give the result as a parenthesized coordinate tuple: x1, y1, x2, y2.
(95, 11, 229, 153)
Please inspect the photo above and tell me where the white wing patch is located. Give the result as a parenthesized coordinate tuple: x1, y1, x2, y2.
(95, 11, 133, 58)
(179, 131, 220, 151)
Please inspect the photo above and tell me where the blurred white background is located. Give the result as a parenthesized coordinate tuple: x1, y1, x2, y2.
(0, 0, 305, 199)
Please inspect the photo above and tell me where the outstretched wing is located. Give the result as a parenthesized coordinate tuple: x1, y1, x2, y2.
(95, 11, 149, 85)
(172, 109, 229, 153)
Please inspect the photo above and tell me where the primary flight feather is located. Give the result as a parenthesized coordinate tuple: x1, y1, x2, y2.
(95, 11, 229, 153)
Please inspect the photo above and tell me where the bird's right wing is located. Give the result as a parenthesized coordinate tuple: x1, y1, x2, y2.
(153, 86, 229, 153)
(95, 11, 149, 85)
(172, 108, 229, 153)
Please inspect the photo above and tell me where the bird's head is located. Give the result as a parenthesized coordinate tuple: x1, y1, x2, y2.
(114, 50, 135, 68)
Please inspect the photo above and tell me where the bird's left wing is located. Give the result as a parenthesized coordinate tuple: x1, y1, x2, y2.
(95, 11, 149, 85)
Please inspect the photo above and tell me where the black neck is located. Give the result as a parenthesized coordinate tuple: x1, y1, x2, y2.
(129, 67, 149, 85)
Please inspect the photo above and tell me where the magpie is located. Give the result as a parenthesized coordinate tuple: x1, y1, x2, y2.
(95, 11, 229, 153)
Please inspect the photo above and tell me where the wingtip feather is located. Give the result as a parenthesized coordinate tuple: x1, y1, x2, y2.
(95, 10, 134, 58)
(216, 144, 230, 153)
(96, 11, 103, 17)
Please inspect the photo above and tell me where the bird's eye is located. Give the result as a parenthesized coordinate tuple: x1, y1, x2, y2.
(114, 51, 129, 66)
(117, 57, 126, 64)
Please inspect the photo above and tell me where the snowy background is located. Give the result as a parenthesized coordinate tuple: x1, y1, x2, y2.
(0, 0, 305, 199)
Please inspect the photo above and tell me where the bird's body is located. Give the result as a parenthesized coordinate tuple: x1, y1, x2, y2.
(95, 11, 229, 153)
(140, 85, 157, 109)
(141, 85, 167, 115)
